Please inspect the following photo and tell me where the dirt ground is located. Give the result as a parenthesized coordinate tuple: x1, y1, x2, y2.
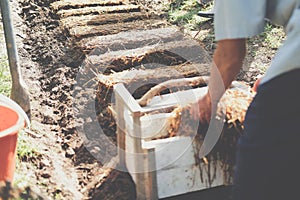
(1, 0, 278, 199)
(7, 0, 136, 199)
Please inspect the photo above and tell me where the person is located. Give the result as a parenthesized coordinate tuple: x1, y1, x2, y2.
(192, 0, 300, 199)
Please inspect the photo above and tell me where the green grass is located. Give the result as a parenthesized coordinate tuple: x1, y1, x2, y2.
(14, 130, 40, 189)
(246, 22, 285, 73)
(168, 0, 213, 30)
(263, 23, 285, 49)
(17, 130, 38, 161)
(0, 55, 11, 96)
(0, 24, 11, 96)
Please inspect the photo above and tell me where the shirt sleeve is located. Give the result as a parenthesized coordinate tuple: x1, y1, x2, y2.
(214, 0, 267, 41)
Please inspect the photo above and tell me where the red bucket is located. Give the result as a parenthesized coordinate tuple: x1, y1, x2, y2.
(0, 96, 28, 182)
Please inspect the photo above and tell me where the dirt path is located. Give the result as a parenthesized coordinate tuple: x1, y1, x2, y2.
(12, 0, 94, 199)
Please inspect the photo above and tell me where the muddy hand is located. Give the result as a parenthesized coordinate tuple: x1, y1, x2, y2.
(252, 75, 263, 92)
(190, 93, 212, 124)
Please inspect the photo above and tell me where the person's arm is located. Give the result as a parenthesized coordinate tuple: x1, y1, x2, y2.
(192, 39, 246, 123)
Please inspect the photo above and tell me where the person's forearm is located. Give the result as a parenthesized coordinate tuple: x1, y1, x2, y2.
(208, 39, 246, 104)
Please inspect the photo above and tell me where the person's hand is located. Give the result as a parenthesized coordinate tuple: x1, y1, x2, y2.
(190, 93, 213, 124)
(252, 75, 263, 92)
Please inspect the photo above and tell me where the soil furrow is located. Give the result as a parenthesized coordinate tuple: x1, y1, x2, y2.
(69, 19, 168, 38)
(57, 5, 141, 18)
(85, 39, 209, 74)
(79, 27, 184, 53)
(60, 12, 164, 29)
(51, 0, 126, 11)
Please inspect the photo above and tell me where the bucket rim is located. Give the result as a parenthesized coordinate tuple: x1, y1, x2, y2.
(0, 94, 30, 128)
(0, 103, 25, 138)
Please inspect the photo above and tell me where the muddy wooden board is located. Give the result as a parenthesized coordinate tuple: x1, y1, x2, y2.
(96, 63, 210, 103)
(84, 39, 210, 73)
(53, 0, 168, 40)
(60, 12, 164, 29)
(79, 27, 184, 53)
(57, 4, 141, 17)
(69, 19, 168, 38)
(98, 63, 210, 85)
(137, 137, 226, 199)
(51, 0, 126, 10)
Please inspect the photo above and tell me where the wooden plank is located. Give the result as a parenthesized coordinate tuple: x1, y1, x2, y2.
(57, 5, 141, 18)
(69, 19, 168, 38)
(144, 148, 158, 200)
(113, 83, 142, 114)
(115, 91, 126, 167)
(125, 137, 158, 200)
(139, 87, 208, 114)
(138, 76, 209, 107)
(143, 136, 199, 169)
(51, 0, 126, 10)
(124, 112, 173, 141)
(88, 39, 209, 73)
(156, 161, 225, 198)
(139, 113, 171, 140)
(98, 63, 210, 88)
(131, 116, 146, 200)
(127, 115, 157, 200)
(60, 12, 162, 29)
(97, 63, 209, 112)
(142, 136, 227, 199)
(80, 27, 183, 52)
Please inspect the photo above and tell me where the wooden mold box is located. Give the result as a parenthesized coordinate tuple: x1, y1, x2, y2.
(113, 81, 249, 199)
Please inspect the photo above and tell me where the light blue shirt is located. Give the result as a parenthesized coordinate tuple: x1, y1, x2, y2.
(214, 0, 300, 84)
